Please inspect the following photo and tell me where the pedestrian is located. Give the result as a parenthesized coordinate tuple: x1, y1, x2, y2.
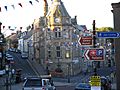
(108, 80, 112, 90)
(32, 57, 33, 61)
(11, 69, 15, 77)
(111, 72, 114, 82)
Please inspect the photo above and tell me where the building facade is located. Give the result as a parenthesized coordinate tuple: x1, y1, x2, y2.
(38, 0, 81, 76)
(112, 2, 120, 89)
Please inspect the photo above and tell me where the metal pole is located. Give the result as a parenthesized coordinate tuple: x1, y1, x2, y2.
(9, 64, 12, 90)
(0, 22, 2, 34)
(67, 63, 70, 83)
(27, 42, 29, 60)
(6, 65, 9, 90)
(93, 20, 97, 76)
(57, 58, 60, 68)
(6, 77, 9, 90)
(0, 22, 3, 70)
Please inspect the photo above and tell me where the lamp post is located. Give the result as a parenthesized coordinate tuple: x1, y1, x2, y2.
(65, 51, 71, 83)
(67, 63, 70, 83)
(5, 64, 9, 90)
(27, 42, 29, 59)
(0, 22, 4, 70)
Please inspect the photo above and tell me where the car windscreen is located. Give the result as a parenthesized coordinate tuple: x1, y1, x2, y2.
(24, 79, 42, 87)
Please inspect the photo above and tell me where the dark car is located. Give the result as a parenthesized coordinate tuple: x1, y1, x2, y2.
(101, 76, 111, 90)
(74, 83, 91, 90)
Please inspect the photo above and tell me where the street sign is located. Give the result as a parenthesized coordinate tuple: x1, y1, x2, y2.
(90, 76, 101, 86)
(97, 32, 120, 38)
(78, 36, 93, 46)
(84, 48, 104, 61)
(90, 76, 101, 90)
(91, 86, 101, 90)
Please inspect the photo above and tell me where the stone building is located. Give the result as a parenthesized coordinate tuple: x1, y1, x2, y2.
(6, 33, 18, 49)
(112, 2, 120, 89)
(32, 0, 91, 76)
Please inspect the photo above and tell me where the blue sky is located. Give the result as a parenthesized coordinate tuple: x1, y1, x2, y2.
(0, 0, 120, 33)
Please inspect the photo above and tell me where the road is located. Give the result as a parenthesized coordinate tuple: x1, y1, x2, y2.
(8, 51, 37, 77)
(56, 86, 75, 90)
(1, 51, 115, 90)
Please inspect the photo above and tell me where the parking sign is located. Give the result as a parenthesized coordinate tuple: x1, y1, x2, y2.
(84, 48, 104, 61)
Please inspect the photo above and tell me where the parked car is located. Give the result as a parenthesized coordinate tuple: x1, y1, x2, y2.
(15, 49, 21, 53)
(6, 54, 14, 64)
(74, 83, 91, 90)
(101, 76, 111, 90)
(21, 53, 28, 59)
(0, 69, 5, 76)
(22, 75, 56, 90)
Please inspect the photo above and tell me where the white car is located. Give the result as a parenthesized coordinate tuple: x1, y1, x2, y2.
(21, 53, 28, 59)
(0, 70, 5, 76)
(23, 76, 56, 90)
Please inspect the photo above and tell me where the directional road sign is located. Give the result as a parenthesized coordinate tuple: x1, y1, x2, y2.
(78, 36, 93, 46)
(84, 48, 104, 61)
(97, 32, 120, 38)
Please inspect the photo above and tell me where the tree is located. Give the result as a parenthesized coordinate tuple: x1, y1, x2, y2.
(96, 27, 113, 32)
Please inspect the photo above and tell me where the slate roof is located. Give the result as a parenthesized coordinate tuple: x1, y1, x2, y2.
(47, 0, 70, 17)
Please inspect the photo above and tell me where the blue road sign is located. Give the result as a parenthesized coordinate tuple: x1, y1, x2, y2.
(97, 32, 120, 38)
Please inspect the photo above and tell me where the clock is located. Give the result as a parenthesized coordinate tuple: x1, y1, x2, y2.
(54, 18, 60, 23)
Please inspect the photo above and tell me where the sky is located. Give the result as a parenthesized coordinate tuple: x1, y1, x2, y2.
(0, 0, 120, 36)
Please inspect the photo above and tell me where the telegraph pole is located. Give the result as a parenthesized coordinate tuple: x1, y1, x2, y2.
(93, 20, 97, 75)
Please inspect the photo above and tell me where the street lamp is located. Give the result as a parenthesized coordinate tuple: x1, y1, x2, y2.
(65, 51, 71, 83)
(5, 64, 9, 90)
(0, 22, 4, 70)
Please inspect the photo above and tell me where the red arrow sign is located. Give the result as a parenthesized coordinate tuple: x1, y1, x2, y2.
(78, 36, 93, 46)
(84, 48, 104, 61)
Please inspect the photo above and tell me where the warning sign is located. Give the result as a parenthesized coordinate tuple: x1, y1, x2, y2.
(90, 76, 101, 86)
